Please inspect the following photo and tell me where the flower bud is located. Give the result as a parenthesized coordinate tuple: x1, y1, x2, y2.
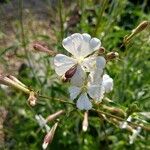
(103, 105, 125, 117)
(82, 111, 88, 132)
(132, 21, 149, 35)
(46, 110, 65, 122)
(28, 91, 37, 106)
(7, 75, 27, 88)
(129, 126, 142, 144)
(65, 65, 77, 79)
(33, 41, 56, 56)
(0, 74, 30, 94)
(98, 47, 105, 54)
(42, 122, 58, 149)
(124, 21, 149, 44)
(106, 52, 119, 60)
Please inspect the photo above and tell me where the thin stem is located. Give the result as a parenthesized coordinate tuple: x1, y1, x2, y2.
(18, 0, 42, 86)
(58, 0, 64, 40)
(94, 0, 108, 36)
(92, 109, 150, 131)
(38, 95, 75, 105)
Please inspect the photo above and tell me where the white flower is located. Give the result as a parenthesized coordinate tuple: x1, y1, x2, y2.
(120, 116, 132, 129)
(102, 74, 113, 93)
(35, 115, 50, 133)
(129, 127, 141, 144)
(54, 33, 101, 81)
(69, 57, 106, 110)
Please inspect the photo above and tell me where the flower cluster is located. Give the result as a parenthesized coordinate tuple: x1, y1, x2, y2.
(54, 33, 113, 110)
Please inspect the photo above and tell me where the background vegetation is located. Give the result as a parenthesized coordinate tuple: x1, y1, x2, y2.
(0, 0, 150, 149)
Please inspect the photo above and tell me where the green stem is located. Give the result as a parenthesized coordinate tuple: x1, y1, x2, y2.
(92, 109, 150, 131)
(38, 95, 75, 105)
(94, 0, 108, 36)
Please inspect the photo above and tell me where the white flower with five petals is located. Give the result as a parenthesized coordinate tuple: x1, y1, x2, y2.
(69, 57, 107, 110)
(54, 33, 101, 80)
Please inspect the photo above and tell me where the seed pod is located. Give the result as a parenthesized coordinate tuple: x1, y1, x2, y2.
(124, 21, 149, 44)
(65, 65, 77, 79)
(106, 52, 119, 60)
(132, 21, 149, 35)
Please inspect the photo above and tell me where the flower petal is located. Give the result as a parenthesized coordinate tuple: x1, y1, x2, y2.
(81, 56, 97, 72)
(69, 86, 81, 100)
(71, 65, 86, 87)
(90, 38, 101, 51)
(87, 84, 105, 101)
(96, 56, 106, 69)
(62, 33, 101, 58)
(80, 34, 101, 58)
(62, 33, 83, 57)
(102, 74, 113, 93)
(54, 54, 76, 76)
(76, 93, 92, 110)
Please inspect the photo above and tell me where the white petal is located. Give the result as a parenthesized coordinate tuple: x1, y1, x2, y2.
(90, 38, 101, 51)
(62, 33, 101, 58)
(42, 142, 48, 149)
(87, 84, 105, 101)
(71, 65, 85, 87)
(80, 34, 101, 58)
(79, 33, 91, 57)
(76, 93, 92, 110)
(96, 56, 106, 69)
(62, 36, 76, 56)
(54, 54, 76, 76)
(89, 68, 103, 85)
(63, 33, 83, 57)
(102, 74, 113, 93)
(81, 56, 97, 72)
(69, 86, 81, 100)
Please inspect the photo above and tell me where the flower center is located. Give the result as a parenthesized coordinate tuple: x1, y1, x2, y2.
(77, 57, 84, 64)
(81, 85, 87, 93)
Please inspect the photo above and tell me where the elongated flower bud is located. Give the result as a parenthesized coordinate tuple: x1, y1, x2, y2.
(106, 52, 119, 60)
(82, 111, 88, 132)
(124, 21, 149, 44)
(33, 41, 56, 56)
(103, 105, 125, 117)
(7, 75, 27, 88)
(65, 65, 77, 79)
(42, 122, 58, 149)
(0, 74, 30, 94)
(28, 91, 37, 106)
(46, 110, 65, 122)
(132, 21, 149, 35)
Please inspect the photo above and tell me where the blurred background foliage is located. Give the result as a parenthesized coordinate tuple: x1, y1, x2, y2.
(0, 0, 150, 149)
